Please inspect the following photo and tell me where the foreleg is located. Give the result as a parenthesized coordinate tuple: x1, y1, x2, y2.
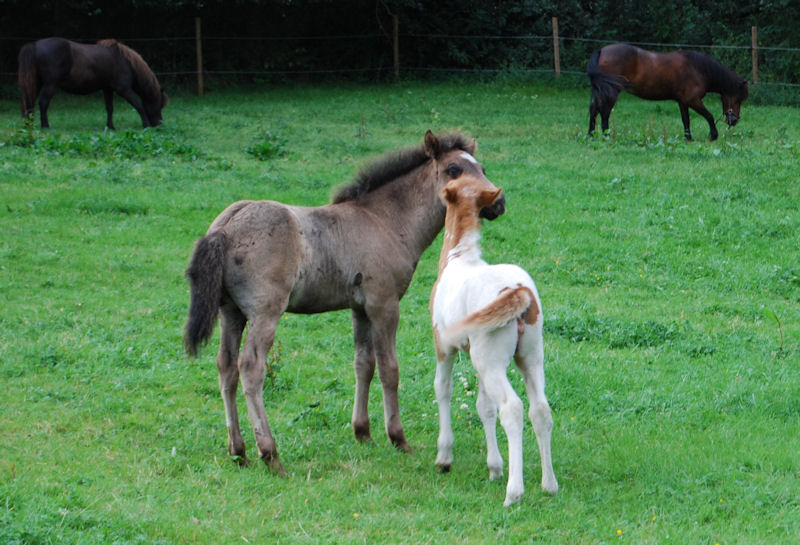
(368, 302, 411, 452)
(115, 87, 150, 127)
(351, 309, 376, 443)
(688, 99, 718, 141)
(434, 350, 456, 471)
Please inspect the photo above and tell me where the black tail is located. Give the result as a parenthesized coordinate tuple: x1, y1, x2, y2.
(17, 42, 38, 118)
(184, 232, 227, 357)
(587, 49, 626, 110)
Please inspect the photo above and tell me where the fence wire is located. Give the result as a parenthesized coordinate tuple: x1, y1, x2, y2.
(1, 33, 798, 87)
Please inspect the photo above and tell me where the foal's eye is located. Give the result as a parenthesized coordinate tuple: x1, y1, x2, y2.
(446, 164, 462, 178)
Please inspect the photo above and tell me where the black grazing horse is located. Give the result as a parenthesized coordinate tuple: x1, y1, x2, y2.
(587, 43, 748, 141)
(18, 37, 168, 129)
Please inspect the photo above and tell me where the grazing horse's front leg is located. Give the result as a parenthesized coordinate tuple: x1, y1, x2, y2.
(115, 86, 151, 127)
(691, 99, 718, 141)
(351, 309, 376, 443)
(680, 99, 718, 141)
(367, 301, 412, 452)
(678, 103, 694, 140)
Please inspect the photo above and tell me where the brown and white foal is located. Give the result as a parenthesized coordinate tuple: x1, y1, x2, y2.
(430, 174, 558, 506)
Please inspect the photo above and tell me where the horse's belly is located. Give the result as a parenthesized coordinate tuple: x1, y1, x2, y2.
(286, 279, 351, 314)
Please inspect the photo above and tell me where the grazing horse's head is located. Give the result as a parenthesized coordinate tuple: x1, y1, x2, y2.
(722, 79, 749, 127)
(142, 89, 169, 127)
(423, 130, 505, 221)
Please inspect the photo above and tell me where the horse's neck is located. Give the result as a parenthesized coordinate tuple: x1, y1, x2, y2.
(438, 209, 482, 274)
(365, 164, 446, 260)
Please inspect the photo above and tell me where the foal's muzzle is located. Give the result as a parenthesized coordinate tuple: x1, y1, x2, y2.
(480, 194, 506, 221)
(725, 109, 739, 126)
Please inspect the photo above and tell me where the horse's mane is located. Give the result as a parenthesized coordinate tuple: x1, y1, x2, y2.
(682, 50, 749, 101)
(97, 39, 162, 100)
(332, 133, 474, 204)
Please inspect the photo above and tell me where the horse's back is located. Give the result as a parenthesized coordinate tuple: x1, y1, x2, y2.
(435, 260, 537, 328)
(29, 37, 74, 80)
(599, 43, 691, 100)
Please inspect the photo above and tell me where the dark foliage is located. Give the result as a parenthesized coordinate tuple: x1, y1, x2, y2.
(1, 0, 797, 89)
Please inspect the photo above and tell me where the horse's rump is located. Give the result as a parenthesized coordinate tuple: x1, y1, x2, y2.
(438, 283, 539, 348)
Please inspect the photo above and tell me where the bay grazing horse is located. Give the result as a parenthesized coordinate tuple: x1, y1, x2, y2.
(18, 37, 168, 129)
(587, 43, 748, 140)
(431, 174, 556, 506)
(184, 131, 506, 473)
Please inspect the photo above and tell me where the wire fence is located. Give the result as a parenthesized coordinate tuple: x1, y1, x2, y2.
(1, 31, 799, 87)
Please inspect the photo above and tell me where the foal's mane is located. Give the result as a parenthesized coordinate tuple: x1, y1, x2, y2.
(332, 133, 474, 204)
(97, 39, 162, 99)
(682, 50, 748, 100)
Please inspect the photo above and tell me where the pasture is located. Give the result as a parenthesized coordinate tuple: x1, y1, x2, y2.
(1, 79, 798, 544)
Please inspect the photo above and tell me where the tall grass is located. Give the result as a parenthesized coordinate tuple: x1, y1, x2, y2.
(1, 81, 798, 544)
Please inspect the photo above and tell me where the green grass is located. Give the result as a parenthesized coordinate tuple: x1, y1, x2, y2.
(1, 80, 798, 544)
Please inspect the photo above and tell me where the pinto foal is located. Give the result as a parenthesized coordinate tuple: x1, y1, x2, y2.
(430, 174, 558, 506)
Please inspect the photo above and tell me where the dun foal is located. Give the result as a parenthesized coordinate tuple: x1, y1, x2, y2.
(430, 174, 558, 506)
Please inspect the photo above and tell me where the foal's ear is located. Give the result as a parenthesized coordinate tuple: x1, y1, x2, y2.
(441, 185, 459, 204)
(466, 138, 477, 155)
(478, 188, 502, 207)
(424, 130, 440, 159)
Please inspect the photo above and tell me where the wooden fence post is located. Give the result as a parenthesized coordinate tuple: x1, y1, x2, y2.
(195, 17, 204, 95)
(552, 17, 561, 77)
(751, 26, 758, 85)
(393, 14, 399, 79)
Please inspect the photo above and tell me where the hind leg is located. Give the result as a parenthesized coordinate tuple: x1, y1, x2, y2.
(476, 377, 503, 480)
(238, 312, 285, 474)
(471, 330, 524, 506)
(103, 89, 116, 130)
(515, 325, 558, 494)
(217, 304, 247, 463)
(600, 96, 617, 134)
(588, 99, 599, 135)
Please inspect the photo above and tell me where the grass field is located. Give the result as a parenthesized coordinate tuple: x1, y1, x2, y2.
(1, 79, 798, 544)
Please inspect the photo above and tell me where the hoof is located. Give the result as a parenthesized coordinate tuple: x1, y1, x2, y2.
(503, 488, 524, 507)
(392, 439, 414, 454)
(231, 454, 249, 467)
(353, 422, 371, 443)
(488, 467, 503, 481)
(542, 476, 559, 495)
(260, 452, 287, 476)
(436, 462, 451, 473)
